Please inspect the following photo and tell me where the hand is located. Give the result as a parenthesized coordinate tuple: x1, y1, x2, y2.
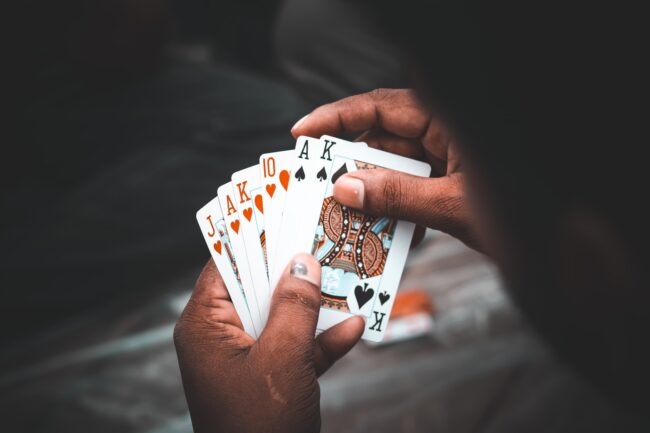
(174, 254, 365, 433)
(291, 88, 480, 250)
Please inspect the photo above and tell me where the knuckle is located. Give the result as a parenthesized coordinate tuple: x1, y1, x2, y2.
(173, 318, 189, 349)
(277, 282, 321, 312)
(381, 174, 405, 217)
(369, 88, 393, 101)
(175, 310, 242, 350)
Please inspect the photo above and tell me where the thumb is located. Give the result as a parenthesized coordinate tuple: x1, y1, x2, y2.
(333, 169, 473, 244)
(258, 253, 322, 351)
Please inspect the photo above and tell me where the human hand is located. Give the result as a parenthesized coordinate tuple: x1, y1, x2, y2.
(291, 89, 479, 250)
(174, 254, 364, 433)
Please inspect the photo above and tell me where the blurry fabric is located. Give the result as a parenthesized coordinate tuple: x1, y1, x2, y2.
(1, 54, 307, 346)
(274, 0, 408, 106)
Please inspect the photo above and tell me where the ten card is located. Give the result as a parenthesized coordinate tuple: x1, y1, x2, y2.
(259, 150, 293, 276)
(312, 146, 431, 342)
(217, 182, 264, 335)
(269, 136, 367, 290)
(196, 197, 257, 337)
(231, 165, 272, 324)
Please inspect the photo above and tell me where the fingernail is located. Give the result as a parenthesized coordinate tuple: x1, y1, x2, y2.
(333, 175, 365, 208)
(290, 253, 321, 287)
(291, 114, 310, 131)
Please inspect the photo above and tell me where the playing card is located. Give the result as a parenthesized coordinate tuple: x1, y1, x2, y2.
(259, 150, 294, 276)
(196, 197, 257, 337)
(269, 136, 367, 290)
(217, 182, 264, 335)
(231, 165, 272, 325)
(312, 146, 431, 342)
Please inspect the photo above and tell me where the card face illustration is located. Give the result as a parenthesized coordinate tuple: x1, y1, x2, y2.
(217, 182, 264, 334)
(231, 165, 271, 324)
(269, 136, 367, 291)
(196, 197, 257, 337)
(313, 147, 431, 342)
(259, 150, 294, 276)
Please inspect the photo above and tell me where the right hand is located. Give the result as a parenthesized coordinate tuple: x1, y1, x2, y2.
(174, 254, 364, 432)
(291, 88, 479, 250)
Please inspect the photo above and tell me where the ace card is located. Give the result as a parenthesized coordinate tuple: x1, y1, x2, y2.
(312, 146, 431, 342)
(269, 136, 367, 290)
(217, 182, 264, 334)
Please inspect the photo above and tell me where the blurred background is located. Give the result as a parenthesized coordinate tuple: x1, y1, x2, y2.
(1, 1, 640, 432)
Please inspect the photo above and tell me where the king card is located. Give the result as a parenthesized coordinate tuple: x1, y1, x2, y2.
(196, 197, 257, 337)
(312, 146, 431, 342)
(217, 182, 264, 335)
(231, 165, 272, 325)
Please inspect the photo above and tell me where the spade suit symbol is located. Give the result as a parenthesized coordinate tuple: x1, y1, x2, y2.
(316, 167, 327, 182)
(354, 283, 374, 308)
(331, 163, 348, 184)
(295, 166, 306, 181)
(378, 291, 390, 305)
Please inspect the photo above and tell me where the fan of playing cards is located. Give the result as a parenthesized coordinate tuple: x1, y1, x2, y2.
(196, 135, 431, 342)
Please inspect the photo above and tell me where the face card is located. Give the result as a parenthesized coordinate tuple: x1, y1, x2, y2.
(259, 150, 294, 276)
(196, 197, 257, 338)
(231, 165, 272, 325)
(269, 136, 367, 290)
(313, 146, 431, 342)
(217, 182, 264, 335)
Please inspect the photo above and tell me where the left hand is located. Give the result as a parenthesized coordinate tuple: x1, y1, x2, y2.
(174, 253, 365, 433)
(291, 89, 480, 251)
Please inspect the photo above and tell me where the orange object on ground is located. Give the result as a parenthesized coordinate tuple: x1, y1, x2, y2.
(390, 290, 435, 319)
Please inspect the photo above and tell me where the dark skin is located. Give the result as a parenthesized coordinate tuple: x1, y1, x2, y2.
(176, 0, 649, 427)
(174, 253, 364, 432)
(175, 91, 646, 430)
(175, 89, 481, 432)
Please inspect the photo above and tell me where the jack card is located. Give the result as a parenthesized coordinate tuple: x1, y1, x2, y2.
(196, 197, 257, 337)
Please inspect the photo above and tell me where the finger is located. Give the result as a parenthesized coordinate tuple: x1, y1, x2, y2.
(192, 259, 230, 302)
(355, 129, 425, 160)
(291, 89, 431, 140)
(333, 169, 472, 242)
(314, 316, 365, 376)
(258, 253, 322, 353)
(185, 260, 245, 330)
(175, 260, 253, 354)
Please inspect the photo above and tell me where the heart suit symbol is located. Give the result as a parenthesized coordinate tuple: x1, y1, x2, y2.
(254, 195, 264, 213)
(279, 170, 290, 190)
(243, 207, 253, 221)
(213, 241, 222, 255)
(265, 183, 276, 198)
(230, 220, 240, 233)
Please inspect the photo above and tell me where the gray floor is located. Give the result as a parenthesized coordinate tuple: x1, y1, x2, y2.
(5, 231, 638, 433)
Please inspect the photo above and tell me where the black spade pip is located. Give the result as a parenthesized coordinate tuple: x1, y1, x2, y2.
(294, 166, 306, 181)
(331, 163, 348, 184)
(354, 283, 374, 308)
(316, 167, 327, 182)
